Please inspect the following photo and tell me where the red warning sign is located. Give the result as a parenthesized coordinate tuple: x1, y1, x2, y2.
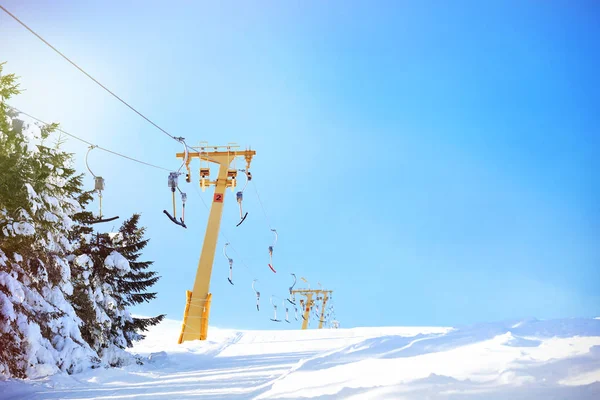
(213, 193, 224, 203)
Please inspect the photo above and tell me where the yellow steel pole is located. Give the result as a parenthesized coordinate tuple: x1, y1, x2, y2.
(178, 147, 255, 343)
(318, 292, 329, 329)
(301, 292, 313, 330)
(181, 162, 228, 342)
(292, 288, 333, 330)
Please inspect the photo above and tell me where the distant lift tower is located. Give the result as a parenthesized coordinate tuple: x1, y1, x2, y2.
(292, 279, 333, 330)
(178, 143, 256, 343)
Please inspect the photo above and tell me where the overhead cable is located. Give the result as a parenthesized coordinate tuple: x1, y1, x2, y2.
(0, 4, 181, 143)
(10, 106, 171, 172)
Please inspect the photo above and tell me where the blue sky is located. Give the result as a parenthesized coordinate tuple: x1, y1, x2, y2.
(1, 0, 598, 331)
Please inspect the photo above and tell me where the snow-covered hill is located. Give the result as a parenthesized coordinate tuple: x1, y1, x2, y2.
(2, 317, 600, 399)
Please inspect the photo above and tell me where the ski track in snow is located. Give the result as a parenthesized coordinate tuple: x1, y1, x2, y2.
(2, 318, 600, 399)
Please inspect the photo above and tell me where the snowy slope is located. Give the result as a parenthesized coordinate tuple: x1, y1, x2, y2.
(2, 317, 600, 399)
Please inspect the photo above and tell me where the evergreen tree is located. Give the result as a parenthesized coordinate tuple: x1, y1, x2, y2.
(69, 214, 164, 366)
(68, 204, 134, 366)
(1, 63, 164, 378)
(113, 214, 165, 347)
(0, 63, 97, 378)
(68, 228, 124, 364)
(66, 200, 100, 352)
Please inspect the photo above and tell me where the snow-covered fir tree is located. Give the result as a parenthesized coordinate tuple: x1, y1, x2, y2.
(66, 201, 103, 356)
(113, 214, 165, 347)
(69, 228, 133, 367)
(69, 213, 164, 366)
(71, 214, 164, 366)
(0, 63, 98, 378)
(67, 207, 131, 367)
(1, 63, 166, 378)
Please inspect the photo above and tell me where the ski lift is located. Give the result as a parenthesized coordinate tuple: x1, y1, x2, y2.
(313, 307, 320, 320)
(163, 172, 187, 228)
(287, 273, 296, 305)
(294, 305, 299, 321)
(252, 279, 260, 311)
(235, 169, 251, 227)
(86, 146, 119, 224)
(163, 139, 188, 228)
(268, 229, 278, 273)
(224, 242, 234, 285)
(284, 300, 291, 323)
(270, 296, 282, 322)
(315, 295, 324, 317)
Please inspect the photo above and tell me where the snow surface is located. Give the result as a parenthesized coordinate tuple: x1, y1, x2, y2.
(1, 317, 599, 399)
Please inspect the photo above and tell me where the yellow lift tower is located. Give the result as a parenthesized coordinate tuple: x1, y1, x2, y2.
(178, 143, 256, 343)
(291, 278, 333, 330)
